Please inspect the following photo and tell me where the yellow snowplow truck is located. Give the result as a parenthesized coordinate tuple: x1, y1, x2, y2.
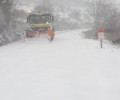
(26, 13, 55, 41)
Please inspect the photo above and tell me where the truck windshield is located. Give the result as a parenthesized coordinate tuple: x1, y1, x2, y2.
(29, 15, 51, 24)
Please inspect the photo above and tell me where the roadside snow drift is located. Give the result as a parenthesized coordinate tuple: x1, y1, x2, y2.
(0, 30, 120, 100)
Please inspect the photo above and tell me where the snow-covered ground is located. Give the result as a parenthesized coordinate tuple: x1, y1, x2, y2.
(0, 30, 120, 100)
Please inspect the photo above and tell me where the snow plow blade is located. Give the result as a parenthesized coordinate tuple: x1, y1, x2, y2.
(25, 30, 37, 38)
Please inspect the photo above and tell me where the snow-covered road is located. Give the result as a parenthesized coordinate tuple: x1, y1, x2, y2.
(0, 30, 120, 100)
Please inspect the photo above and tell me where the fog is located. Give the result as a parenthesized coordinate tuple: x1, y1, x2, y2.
(1, 0, 120, 45)
(19, 0, 120, 11)
(21, 0, 120, 5)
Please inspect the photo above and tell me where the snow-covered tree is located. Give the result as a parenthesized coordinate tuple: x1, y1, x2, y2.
(87, 0, 112, 30)
(0, 0, 25, 45)
(85, 0, 120, 41)
(34, 0, 53, 13)
(0, 0, 14, 32)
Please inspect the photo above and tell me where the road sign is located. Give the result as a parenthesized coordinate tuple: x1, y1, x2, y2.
(98, 32, 104, 39)
(98, 29, 104, 48)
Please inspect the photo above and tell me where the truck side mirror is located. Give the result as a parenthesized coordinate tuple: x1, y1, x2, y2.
(52, 16, 54, 22)
(27, 16, 29, 23)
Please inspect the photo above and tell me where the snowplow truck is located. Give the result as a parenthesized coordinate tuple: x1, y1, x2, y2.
(26, 13, 54, 41)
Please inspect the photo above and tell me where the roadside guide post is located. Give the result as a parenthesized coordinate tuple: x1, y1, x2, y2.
(98, 29, 104, 48)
